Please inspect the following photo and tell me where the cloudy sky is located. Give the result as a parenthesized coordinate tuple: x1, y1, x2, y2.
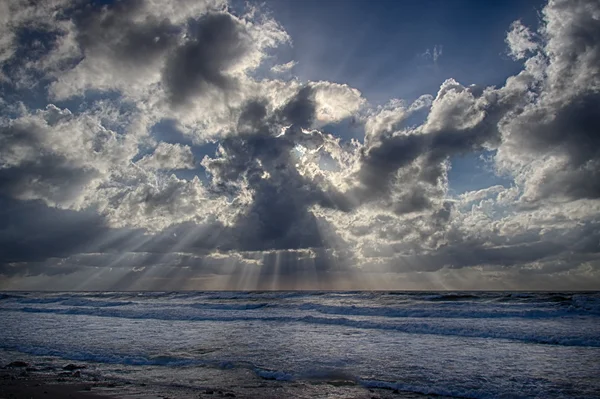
(0, 0, 599, 291)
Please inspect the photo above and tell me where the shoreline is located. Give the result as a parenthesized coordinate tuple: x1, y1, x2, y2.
(0, 360, 427, 399)
(0, 367, 116, 399)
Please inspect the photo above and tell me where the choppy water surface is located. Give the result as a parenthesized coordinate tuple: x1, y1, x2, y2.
(1, 291, 599, 398)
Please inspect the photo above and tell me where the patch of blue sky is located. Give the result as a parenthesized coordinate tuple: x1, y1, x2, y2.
(149, 119, 195, 147)
(1, 28, 72, 110)
(149, 120, 220, 160)
(319, 103, 430, 144)
(259, 0, 545, 104)
(447, 150, 513, 196)
(319, 118, 364, 143)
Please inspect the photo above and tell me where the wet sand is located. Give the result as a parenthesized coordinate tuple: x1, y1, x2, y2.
(0, 361, 425, 399)
(0, 364, 120, 399)
(0, 379, 112, 399)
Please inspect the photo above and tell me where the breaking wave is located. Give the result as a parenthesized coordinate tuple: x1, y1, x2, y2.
(2, 306, 599, 347)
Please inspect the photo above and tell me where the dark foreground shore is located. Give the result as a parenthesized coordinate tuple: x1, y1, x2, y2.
(0, 360, 427, 399)
(1, 361, 117, 399)
(0, 379, 111, 399)
(0, 367, 244, 399)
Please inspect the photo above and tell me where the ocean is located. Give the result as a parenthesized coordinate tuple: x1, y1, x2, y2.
(1, 291, 599, 398)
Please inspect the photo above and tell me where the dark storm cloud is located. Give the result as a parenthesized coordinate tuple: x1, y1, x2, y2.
(237, 100, 268, 131)
(510, 92, 600, 201)
(202, 86, 349, 251)
(0, 120, 40, 153)
(0, 199, 227, 278)
(497, 0, 600, 203)
(369, 221, 600, 274)
(355, 82, 507, 206)
(228, 169, 326, 251)
(357, 133, 425, 195)
(73, 0, 180, 66)
(0, 197, 346, 288)
(279, 86, 316, 127)
(204, 86, 322, 191)
(0, 211, 203, 277)
(0, 154, 98, 205)
(0, 197, 114, 265)
(0, 121, 100, 206)
(203, 87, 318, 184)
(162, 12, 251, 105)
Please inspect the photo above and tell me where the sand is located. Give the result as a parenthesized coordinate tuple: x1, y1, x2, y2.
(0, 379, 113, 399)
(0, 366, 121, 399)
(0, 366, 246, 399)
(0, 361, 420, 399)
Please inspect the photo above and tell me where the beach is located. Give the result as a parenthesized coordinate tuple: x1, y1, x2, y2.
(0, 360, 420, 399)
(0, 364, 113, 399)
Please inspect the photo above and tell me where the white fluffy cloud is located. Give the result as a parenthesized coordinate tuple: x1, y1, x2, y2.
(136, 142, 195, 171)
(496, 0, 600, 205)
(506, 20, 538, 60)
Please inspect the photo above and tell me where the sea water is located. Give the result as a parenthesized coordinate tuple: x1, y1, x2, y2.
(1, 291, 599, 398)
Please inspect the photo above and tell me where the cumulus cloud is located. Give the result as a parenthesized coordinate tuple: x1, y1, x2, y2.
(0, 103, 135, 208)
(162, 12, 252, 105)
(136, 142, 195, 170)
(506, 20, 538, 60)
(271, 60, 296, 74)
(0, 0, 599, 290)
(496, 0, 600, 204)
(46, 0, 287, 106)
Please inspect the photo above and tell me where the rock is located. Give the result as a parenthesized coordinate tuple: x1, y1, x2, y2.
(73, 371, 81, 377)
(63, 364, 86, 371)
(6, 361, 28, 368)
(205, 389, 214, 394)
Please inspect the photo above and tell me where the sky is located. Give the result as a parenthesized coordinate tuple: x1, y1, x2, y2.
(0, 0, 599, 291)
